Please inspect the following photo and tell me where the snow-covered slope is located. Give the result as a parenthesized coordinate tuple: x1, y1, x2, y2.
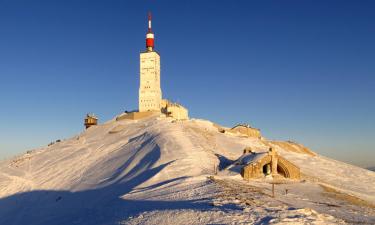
(0, 115, 374, 224)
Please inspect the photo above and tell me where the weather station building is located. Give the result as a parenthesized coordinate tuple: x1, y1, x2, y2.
(138, 14, 162, 112)
(118, 13, 188, 121)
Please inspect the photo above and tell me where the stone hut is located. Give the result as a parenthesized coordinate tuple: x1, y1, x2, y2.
(240, 147, 300, 180)
(84, 113, 98, 129)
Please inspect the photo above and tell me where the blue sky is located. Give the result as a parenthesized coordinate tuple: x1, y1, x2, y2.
(0, 0, 374, 167)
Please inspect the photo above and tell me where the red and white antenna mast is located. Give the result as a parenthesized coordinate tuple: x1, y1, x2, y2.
(146, 12, 154, 51)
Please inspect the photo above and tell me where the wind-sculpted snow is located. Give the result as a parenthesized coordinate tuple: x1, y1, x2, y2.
(0, 116, 217, 224)
(274, 148, 375, 203)
(0, 115, 374, 224)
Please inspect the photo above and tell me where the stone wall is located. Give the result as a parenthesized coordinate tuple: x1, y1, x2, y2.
(226, 125, 261, 139)
(161, 99, 189, 120)
(241, 155, 272, 180)
(116, 111, 159, 121)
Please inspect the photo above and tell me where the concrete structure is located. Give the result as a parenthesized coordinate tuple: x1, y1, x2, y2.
(137, 13, 189, 121)
(161, 99, 189, 120)
(84, 113, 98, 129)
(222, 123, 261, 139)
(240, 147, 300, 180)
(116, 111, 159, 121)
(139, 13, 162, 112)
(230, 124, 261, 138)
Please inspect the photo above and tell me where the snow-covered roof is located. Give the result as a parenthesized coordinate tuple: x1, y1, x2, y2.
(231, 123, 260, 131)
(86, 113, 98, 119)
(238, 152, 268, 165)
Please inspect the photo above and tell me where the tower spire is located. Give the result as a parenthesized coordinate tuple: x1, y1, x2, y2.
(146, 12, 154, 51)
(148, 12, 152, 32)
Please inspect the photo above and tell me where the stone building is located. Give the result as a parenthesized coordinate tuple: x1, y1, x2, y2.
(223, 124, 261, 139)
(161, 99, 189, 120)
(84, 113, 98, 129)
(240, 147, 300, 180)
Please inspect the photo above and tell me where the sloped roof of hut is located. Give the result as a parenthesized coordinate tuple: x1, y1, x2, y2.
(237, 152, 268, 165)
(86, 113, 98, 119)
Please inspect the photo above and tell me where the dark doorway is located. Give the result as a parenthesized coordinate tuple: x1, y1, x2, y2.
(263, 164, 271, 175)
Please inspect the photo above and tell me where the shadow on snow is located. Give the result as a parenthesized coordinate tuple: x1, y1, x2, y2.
(0, 141, 217, 225)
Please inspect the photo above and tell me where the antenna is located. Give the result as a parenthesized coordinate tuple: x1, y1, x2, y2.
(148, 12, 152, 32)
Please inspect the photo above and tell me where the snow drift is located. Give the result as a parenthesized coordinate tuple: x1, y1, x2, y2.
(0, 115, 374, 224)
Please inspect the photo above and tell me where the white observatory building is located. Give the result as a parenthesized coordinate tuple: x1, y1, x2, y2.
(138, 13, 188, 120)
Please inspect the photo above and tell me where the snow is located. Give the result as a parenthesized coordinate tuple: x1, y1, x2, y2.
(238, 152, 268, 165)
(273, 146, 375, 203)
(0, 115, 374, 224)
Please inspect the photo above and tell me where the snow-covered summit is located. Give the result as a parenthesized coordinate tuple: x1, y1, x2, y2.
(0, 115, 374, 224)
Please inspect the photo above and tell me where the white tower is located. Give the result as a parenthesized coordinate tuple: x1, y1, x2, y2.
(139, 12, 162, 112)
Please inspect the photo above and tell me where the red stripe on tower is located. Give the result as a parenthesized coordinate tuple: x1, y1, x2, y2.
(146, 12, 154, 50)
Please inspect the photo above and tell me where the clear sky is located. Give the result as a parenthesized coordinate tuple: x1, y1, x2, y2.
(0, 0, 374, 167)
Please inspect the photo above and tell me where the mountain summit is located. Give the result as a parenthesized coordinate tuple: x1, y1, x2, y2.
(0, 115, 374, 224)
